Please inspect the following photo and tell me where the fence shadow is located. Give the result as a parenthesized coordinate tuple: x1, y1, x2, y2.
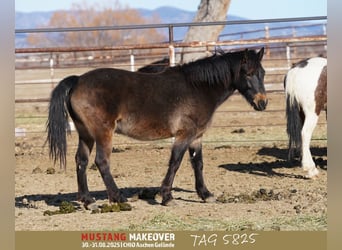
(257, 146, 327, 160)
(218, 159, 305, 179)
(218, 146, 327, 179)
(15, 186, 194, 208)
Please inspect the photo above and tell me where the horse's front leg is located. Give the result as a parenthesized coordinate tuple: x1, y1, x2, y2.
(189, 138, 215, 202)
(95, 136, 127, 203)
(160, 141, 188, 206)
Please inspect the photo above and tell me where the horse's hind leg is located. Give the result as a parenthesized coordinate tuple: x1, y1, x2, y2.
(73, 121, 96, 207)
(76, 136, 95, 207)
(301, 113, 319, 178)
(95, 133, 127, 203)
(188, 138, 215, 202)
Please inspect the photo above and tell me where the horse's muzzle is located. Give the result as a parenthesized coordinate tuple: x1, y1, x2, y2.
(253, 93, 268, 111)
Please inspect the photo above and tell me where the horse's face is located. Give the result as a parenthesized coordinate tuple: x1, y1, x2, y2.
(235, 48, 268, 111)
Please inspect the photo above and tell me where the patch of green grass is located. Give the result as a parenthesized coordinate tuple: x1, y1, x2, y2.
(266, 213, 327, 231)
(118, 212, 327, 231)
(43, 201, 76, 216)
(125, 213, 191, 231)
(91, 203, 132, 214)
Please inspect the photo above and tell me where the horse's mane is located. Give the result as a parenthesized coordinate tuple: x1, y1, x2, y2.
(178, 50, 247, 89)
(138, 57, 170, 73)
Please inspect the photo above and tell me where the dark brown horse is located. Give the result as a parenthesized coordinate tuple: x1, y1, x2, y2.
(138, 57, 169, 73)
(47, 47, 267, 207)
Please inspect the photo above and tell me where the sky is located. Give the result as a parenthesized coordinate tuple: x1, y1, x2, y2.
(15, 0, 327, 20)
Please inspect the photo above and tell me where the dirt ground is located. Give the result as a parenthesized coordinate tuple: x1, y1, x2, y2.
(14, 92, 327, 231)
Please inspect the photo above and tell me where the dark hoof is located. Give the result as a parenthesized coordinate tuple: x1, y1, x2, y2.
(160, 193, 175, 206)
(199, 191, 215, 203)
(109, 194, 128, 204)
(162, 199, 177, 206)
(78, 194, 96, 208)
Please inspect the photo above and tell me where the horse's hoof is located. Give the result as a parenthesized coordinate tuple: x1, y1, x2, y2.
(158, 192, 176, 206)
(78, 194, 96, 206)
(162, 199, 177, 207)
(304, 167, 319, 179)
(86, 202, 99, 211)
(204, 195, 216, 203)
(305, 173, 319, 179)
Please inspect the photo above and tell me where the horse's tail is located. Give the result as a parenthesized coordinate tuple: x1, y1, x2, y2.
(285, 78, 302, 161)
(46, 75, 79, 169)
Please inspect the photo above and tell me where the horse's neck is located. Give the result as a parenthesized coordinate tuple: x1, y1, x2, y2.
(174, 62, 237, 107)
(216, 87, 236, 106)
(203, 84, 236, 112)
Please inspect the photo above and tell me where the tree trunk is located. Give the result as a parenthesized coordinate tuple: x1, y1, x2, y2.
(178, 0, 231, 63)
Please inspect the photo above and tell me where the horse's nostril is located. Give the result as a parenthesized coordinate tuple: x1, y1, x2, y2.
(263, 99, 268, 107)
(253, 94, 268, 111)
(258, 99, 268, 110)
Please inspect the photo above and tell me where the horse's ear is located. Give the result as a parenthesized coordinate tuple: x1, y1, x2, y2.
(258, 47, 265, 61)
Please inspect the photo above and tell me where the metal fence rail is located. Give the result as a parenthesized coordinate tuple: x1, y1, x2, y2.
(15, 16, 326, 37)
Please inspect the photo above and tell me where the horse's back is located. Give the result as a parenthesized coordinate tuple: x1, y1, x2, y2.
(285, 57, 327, 109)
(68, 67, 202, 141)
(286, 57, 326, 89)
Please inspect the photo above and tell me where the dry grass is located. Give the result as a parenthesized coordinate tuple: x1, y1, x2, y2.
(120, 212, 327, 231)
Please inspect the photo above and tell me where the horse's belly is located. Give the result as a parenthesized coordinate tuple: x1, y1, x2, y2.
(114, 118, 173, 141)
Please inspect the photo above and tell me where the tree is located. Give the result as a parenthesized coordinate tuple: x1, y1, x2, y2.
(27, 0, 165, 48)
(179, 0, 231, 63)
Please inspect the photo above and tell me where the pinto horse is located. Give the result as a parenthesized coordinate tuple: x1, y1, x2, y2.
(284, 57, 327, 178)
(47, 48, 267, 207)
